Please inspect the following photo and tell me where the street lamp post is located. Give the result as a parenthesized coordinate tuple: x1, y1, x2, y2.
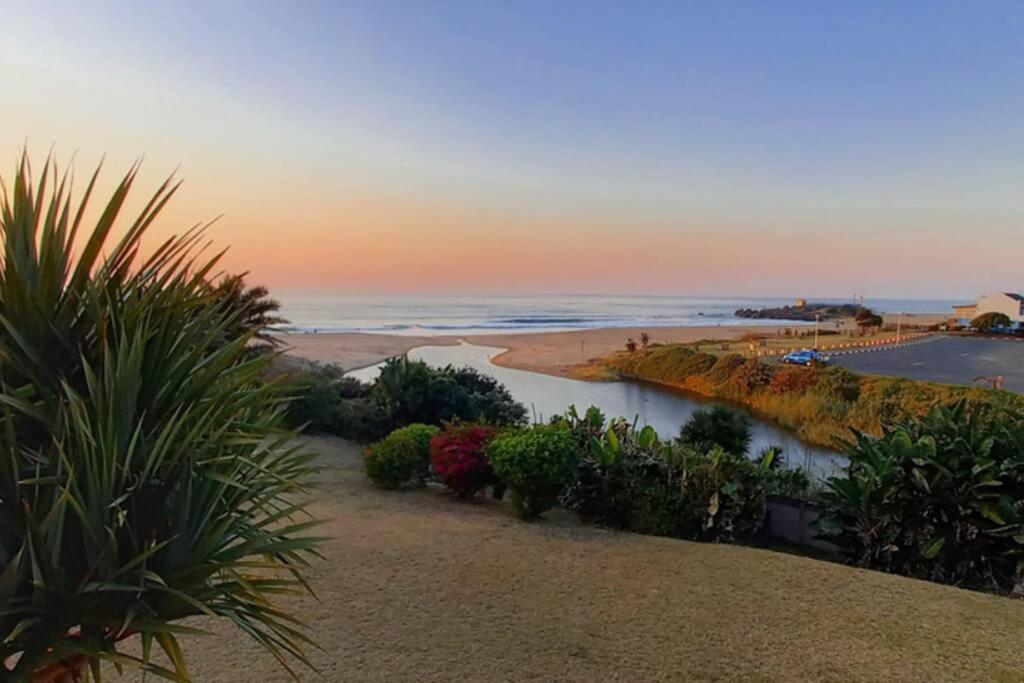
(896, 312, 902, 345)
(814, 313, 820, 350)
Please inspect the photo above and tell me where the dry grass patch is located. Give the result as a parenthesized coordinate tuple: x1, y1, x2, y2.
(124, 436, 1024, 682)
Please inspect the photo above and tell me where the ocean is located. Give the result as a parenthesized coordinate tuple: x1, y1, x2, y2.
(274, 293, 959, 336)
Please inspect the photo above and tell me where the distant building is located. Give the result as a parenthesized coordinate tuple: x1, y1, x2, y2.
(953, 292, 1024, 325)
(952, 303, 978, 319)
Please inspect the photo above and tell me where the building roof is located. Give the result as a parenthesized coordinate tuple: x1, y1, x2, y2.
(1004, 292, 1024, 302)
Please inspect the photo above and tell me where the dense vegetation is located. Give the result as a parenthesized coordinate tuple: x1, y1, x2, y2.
(0, 154, 320, 680)
(363, 398, 811, 537)
(285, 356, 526, 441)
(558, 410, 776, 541)
(818, 402, 1024, 594)
(601, 345, 1024, 447)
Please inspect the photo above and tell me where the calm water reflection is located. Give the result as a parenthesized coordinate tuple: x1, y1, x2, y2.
(349, 342, 846, 477)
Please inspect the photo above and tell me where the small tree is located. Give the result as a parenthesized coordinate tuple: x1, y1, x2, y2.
(625, 338, 638, 353)
(639, 331, 650, 350)
(971, 311, 1012, 332)
(855, 307, 883, 333)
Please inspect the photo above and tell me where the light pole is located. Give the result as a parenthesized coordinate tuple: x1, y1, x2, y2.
(814, 313, 820, 350)
(896, 312, 902, 345)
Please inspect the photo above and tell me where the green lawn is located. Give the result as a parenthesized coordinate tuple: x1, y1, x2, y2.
(129, 436, 1024, 682)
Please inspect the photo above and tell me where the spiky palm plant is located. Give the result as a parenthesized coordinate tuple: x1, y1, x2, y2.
(210, 274, 285, 349)
(0, 153, 321, 680)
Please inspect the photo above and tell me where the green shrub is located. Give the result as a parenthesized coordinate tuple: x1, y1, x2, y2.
(364, 424, 440, 489)
(971, 311, 1011, 331)
(285, 362, 386, 440)
(817, 402, 1024, 594)
(489, 425, 581, 518)
(679, 406, 752, 455)
(673, 448, 769, 541)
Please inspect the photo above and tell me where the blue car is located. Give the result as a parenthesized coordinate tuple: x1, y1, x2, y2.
(781, 349, 828, 366)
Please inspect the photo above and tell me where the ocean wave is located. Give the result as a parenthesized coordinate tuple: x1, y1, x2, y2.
(272, 323, 414, 333)
(490, 316, 615, 325)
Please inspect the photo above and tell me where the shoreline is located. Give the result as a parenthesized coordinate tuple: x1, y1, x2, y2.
(278, 313, 947, 379)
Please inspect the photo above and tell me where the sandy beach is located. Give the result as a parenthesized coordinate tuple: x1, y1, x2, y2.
(278, 313, 948, 378)
(276, 332, 458, 371)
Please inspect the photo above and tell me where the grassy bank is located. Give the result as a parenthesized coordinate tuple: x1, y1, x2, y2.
(581, 345, 1024, 447)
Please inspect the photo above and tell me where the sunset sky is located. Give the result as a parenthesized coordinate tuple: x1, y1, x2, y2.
(1, 2, 1022, 298)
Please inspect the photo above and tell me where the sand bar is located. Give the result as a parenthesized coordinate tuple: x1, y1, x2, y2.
(275, 332, 458, 371)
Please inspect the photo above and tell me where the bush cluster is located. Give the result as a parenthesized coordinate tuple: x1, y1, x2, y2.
(818, 402, 1024, 594)
(285, 363, 386, 441)
(283, 357, 526, 442)
(364, 423, 440, 489)
(561, 410, 773, 542)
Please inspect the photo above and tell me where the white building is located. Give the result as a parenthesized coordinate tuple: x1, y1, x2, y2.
(953, 292, 1024, 325)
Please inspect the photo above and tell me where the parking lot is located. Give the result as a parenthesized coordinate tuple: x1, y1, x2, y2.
(833, 336, 1024, 393)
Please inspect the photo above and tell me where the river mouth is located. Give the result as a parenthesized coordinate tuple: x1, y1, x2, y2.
(348, 341, 846, 478)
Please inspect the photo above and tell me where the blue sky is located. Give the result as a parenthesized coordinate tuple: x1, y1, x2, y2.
(1, 2, 1022, 296)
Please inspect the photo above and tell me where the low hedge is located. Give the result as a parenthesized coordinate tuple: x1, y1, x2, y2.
(488, 425, 581, 519)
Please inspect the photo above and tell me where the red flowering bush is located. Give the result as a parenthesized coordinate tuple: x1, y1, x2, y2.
(430, 423, 499, 498)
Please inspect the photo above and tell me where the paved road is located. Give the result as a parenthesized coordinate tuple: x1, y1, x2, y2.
(834, 336, 1024, 393)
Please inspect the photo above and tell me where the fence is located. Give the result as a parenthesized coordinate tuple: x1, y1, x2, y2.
(754, 331, 934, 358)
(762, 496, 838, 554)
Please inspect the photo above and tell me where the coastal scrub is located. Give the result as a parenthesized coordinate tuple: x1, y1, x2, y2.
(593, 345, 1024, 447)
